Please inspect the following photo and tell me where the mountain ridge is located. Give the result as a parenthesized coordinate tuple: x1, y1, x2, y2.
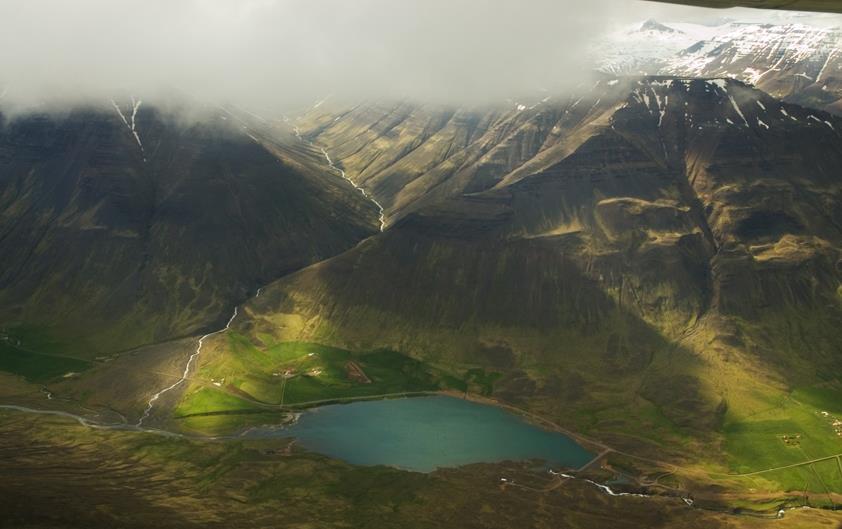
(226, 79, 842, 458)
(0, 100, 380, 357)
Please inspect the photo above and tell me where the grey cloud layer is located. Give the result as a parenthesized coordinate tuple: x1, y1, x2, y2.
(0, 0, 804, 109)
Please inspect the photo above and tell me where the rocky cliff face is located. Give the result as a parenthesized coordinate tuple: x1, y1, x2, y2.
(237, 78, 842, 430)
(0, 102, 379, 356)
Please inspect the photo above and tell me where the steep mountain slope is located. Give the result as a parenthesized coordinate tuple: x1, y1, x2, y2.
(294, 81, 640, 227)
(665, 23, 842, 113)
(295, 20, 842, 232)
(233, 78, 842, 452)
(0, 102, 379, 357)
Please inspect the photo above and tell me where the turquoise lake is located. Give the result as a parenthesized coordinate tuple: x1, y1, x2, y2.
(244, 395, 593, 472)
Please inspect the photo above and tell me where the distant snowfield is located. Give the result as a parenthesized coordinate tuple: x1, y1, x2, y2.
(593, 20, 732, 74)
(593, 18, 842, 84)
(666, 23, 840, 79)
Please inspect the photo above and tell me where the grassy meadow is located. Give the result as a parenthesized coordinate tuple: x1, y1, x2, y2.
(193, 335, 468, 406)
(0, 341, 91, 382)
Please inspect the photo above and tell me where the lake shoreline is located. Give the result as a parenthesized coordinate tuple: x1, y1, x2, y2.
(241, 387, 609, 465)
(435, 390, 612, 465)
(250, 393, 596, 472)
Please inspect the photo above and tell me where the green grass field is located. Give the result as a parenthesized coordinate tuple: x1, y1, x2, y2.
(175, 387, 260, 416)
(0, 341, 91, 382)
(792, 385, 842, 414)
(173, 387, 291, 435)
(179, 331, 842, 502)
(197, 336, 466, 407)
(727, 457, 842, 508)
(282, 348, 448, 404)
(172, 339, 477, 435)
(721, 384, 842, 495)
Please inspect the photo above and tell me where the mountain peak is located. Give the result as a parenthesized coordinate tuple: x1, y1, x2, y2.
(639, 19, 682, 33)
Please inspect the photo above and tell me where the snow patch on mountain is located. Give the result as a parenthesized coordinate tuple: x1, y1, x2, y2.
(665, 23, 841, 86)
(111, 97, 146, 161)
(593, 20, 732, 75)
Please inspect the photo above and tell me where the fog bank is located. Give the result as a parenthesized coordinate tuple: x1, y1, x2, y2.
(0, 0, 826, 111)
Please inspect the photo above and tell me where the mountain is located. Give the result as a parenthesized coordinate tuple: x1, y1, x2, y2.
(665, 23, 842, 113)
(596, 20, 842, 114)
(294, 81, 644, 227)
(234, 78, 842, 451)
(594, 20, 725, 75)
(292, 20, 842, 234)
(639, 19, 683, 34)
(0, 100, 379, 358)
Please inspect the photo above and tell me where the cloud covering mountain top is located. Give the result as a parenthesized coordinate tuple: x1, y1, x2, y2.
(0, 0, 838, 111)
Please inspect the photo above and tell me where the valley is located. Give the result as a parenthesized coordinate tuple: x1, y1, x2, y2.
(176, 77, 842, 515)
(10, 404, 842, 529)
(3, 5, 842, 526)
(0, 102, 380, 359)
(2, 76, 842, 527)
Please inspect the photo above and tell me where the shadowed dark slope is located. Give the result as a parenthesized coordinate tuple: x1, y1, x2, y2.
(0, 103, 379, 357)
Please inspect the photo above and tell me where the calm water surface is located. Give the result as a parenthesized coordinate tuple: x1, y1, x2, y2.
(244, 395, 593, 472)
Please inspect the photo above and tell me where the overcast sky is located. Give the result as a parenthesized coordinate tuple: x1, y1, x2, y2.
(0, 0, 838, 111)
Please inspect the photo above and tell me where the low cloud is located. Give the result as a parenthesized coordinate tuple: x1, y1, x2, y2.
(0, 0, 818, 111)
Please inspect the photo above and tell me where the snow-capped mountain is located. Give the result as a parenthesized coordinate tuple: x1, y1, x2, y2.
(666, 23, 839, 80)
(593, 19, 730, 74)
(594, 19, 842, 113)
(664, 23, 842, 112)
